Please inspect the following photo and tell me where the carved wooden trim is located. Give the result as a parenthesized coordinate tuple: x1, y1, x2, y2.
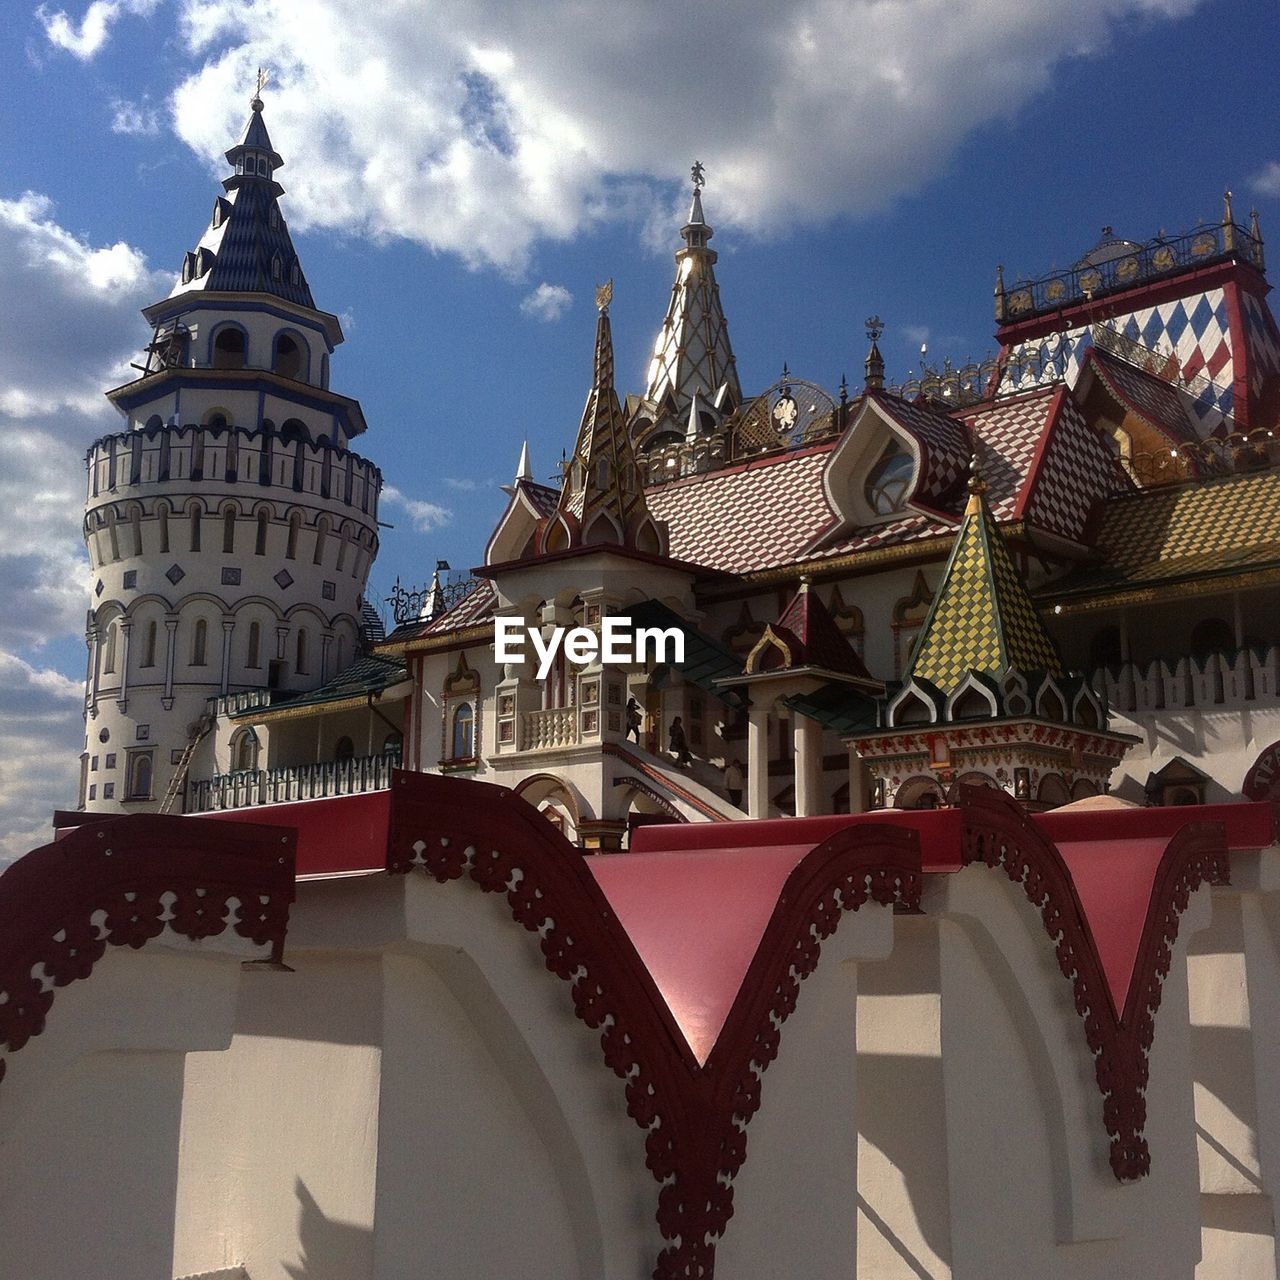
(957, 784, 1228, 1180)
(0, 814, 296, 1085)
(388, 769, 919, 1279)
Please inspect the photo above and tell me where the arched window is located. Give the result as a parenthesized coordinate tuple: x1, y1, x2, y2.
(336, 528, 349, 572)
(192, 618, 208, 666)
(102, 620, 118, 674)
(334, 735, 355, 763)
(255, 509, 269, 555)
(865, 442, 913, 516)
(1191, 617, 1234, 660)
(231, 729, 258, 773)
(157, 503, 170, 554)
(212, 327, 246, 370)
(130, 505, 143, 556)
(273, 333, 303, 380)
(451, 703, 475, 760)
(141, 620, 157, 668)
(286, 511, 301, 560)
(247, 621, 261, 669)
(313, 518, 328, 567)
(145, 413, 164, 431)
(128, 753, 153, 800)
(382, 730, 403, 758)
(222, 507, 236, 553)
(189, 507, 202, 552)
(106, 510, 120, 561)
(1089, 625, 1122, 669)
(296, 627, 308, 674)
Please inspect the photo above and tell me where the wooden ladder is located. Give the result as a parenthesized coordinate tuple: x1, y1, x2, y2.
(159, 715, 213, 814)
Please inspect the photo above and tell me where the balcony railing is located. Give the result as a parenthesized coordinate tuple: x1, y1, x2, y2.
(521, 706, 579, 751)
(998, 220, 1263, 323)
(188, 749, 400, 813)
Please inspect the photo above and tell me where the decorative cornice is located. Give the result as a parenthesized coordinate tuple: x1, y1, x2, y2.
(387, 770, 918, 1278)
(0, 814, 295, 1086)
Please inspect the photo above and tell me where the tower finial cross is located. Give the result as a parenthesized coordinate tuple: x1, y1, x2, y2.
(691, 160, 706, 190)
(253, 66, 269, 102)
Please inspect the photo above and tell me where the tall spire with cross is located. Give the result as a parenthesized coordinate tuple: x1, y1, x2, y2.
(641, 160, 742, 418)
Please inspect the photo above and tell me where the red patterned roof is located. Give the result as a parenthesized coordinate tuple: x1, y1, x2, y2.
(869, 391, 971, 513)
(1084, 347, 1203, 444)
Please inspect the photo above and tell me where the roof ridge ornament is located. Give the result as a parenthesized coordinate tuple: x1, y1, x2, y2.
(251, 65, 269, 112)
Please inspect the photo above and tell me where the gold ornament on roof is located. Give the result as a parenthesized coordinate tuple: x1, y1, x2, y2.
(595, 279, 613, 312)
(252, 65, 270, 107)
(691, 160, 706, 189)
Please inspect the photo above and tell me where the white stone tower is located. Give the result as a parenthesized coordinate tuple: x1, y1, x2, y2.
(78, 91, 381, 813)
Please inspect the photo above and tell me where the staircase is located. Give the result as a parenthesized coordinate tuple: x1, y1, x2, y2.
(603, 742, 746, 823)
(159, 713, 214, 814)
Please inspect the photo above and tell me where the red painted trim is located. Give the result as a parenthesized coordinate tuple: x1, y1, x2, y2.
(1222, 275, 1253, 429)
(387, 770, 919, 1279)
(0, 813, 295, 1083)
(957, 784, 1227, 1179)
(1011, 383, 1068, 522)
(603, 742, 733, 822)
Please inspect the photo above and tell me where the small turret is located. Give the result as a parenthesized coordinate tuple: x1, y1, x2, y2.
(864, 315, 885, 391)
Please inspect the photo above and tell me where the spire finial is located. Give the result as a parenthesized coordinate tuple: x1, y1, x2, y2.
(595, 278, 613, 313)
(691, 160, 706, 190)
(515, 440, 532, 482)
(863, 316, 885, 391)
(965, 451, 987, 513)
(251, 65, 269, 111)
(1224, 189, 1234, 225)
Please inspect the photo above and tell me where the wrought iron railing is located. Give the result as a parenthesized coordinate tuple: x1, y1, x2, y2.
(998, 220, 1263, 322)
(188, 749, 400, 812)
(886, 355, 1000, 409)
(387, 564, 481, 626)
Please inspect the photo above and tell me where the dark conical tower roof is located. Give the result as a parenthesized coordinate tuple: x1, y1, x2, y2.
(171, 95, 316, 310)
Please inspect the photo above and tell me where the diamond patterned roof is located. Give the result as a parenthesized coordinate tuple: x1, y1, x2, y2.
(643, 188, 742, 414)
(770, 582, 877, 680)
(1085, 348, 1202, 444)
(1049, 468, 1280, 599)
(869, 392, 971, 512)
(908, 484, 1064, 693)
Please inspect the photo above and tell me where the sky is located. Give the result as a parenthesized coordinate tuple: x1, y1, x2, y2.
(1, 0, 1278, 856)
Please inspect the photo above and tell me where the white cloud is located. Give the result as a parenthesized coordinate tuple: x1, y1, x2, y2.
(0, 651, 84, 863)
(0, 192, 167, 650)
(1251, 161, 1280, 198)
(79, 0, 1200, 272)
(382, 484, 451, 534)
(110, 96, 161, 136)
(520, 282, 572, 322)
(444, 477, 479, 491)
(37, 0, 162, 60)
(903, 324, 931, 349)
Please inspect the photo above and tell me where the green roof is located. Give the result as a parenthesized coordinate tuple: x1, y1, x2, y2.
(623, 600, 747, 708)
(784, 683, 880, 734)
(230, 654, 408, 719)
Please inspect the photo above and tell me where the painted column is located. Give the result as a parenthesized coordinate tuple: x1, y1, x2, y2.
(162, 615, 178, 709)
(219, 618, 235, 695)
(321, 633, 333, 683)
(87, 622, 102, 717)
(794, 713, 822, 817)
(748, 699, 770, 819)
(847, 742, 868, 814)
(116, 621, 133, 709)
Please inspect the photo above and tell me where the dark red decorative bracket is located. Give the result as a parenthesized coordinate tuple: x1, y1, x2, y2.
(388, 769, 920, 1280)
(957, 784, 1229, 1180)
(0, 813, 296, 1085)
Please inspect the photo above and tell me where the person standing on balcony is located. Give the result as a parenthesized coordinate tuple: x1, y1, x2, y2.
(669, 716, 692, 767)
(724, 758, 744, 807)
(626, 696, 643, 743)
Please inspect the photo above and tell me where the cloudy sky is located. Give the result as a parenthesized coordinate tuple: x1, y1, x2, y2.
(1, 0, 1278, 855)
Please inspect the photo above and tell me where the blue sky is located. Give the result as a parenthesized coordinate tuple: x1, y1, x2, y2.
(1, 0, 1277, 851)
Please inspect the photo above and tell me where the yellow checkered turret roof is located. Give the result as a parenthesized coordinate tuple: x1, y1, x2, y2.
(908, 478, 1064, 693)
